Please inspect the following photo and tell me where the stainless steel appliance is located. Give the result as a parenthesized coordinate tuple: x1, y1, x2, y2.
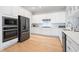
(2, 16, 17, 26)
(2, 16, 18, 42)
(62, 32, 66, 52)
(18, 15, 30, 42)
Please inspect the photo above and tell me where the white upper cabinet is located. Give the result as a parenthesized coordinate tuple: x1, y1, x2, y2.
(32, 12, 65, 23)
(66, 6, 79, 18)
(11, 7, 19, 17)
(18, 7, 24, 16)
(32, 15, 43, 23)
(0, 6, 18, 18)
(0, 6, 32, 18)
(66, 6, 73, 17)
(53, 12, 65, 23)
(0, 6, 12, 16)
(17, 7, 32, 18)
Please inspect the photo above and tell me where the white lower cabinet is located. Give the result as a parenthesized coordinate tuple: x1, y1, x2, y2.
(2, 38, 18, 50)
(31, 27, 62, 36)
(66, 36, 79, 52)
(0, 7, 12, 16)
(67, 40, 76, 52)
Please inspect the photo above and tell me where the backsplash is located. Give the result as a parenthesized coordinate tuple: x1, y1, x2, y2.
(31, 23, 65, 28)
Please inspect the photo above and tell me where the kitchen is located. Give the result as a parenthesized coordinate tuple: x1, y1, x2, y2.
(0, 6, 79, 52)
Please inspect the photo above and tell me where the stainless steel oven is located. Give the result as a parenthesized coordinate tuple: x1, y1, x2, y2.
(3, 29, 17, 42)
(2, 16, 18, 42)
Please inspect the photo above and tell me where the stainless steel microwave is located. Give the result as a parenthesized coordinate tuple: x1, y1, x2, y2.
(2, 16, 17, 26)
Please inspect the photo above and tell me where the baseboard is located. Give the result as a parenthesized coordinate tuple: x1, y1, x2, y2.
(31, 33, 59, 38)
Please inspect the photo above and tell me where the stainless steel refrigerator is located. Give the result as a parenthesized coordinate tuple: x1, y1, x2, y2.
(18, 15, 30, 42)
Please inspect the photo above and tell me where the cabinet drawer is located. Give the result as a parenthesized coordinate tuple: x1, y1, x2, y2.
(67, 40, 76, 52)
(67, 45, 75, 52)
(67, 36, 79, 52)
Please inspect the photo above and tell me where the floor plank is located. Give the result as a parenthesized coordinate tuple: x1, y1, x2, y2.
(3, 34, 63, 52)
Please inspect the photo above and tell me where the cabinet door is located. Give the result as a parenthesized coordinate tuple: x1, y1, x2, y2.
(69, 7, 72, 14)
(0, 6, 19, 17)
(67, 39, 76, 52)
(66, 36, 79, 52)
(66, 6, 79, 17)
(67, 36, 79, 52)
(66, 6, 75, 17)
(72, 6, 78, 12)
(18, 7, 24, 16)
(32, 16, 43, 23)
(66, 7, 70, 16)
(77, 6, 79, 9)
(0, 6, 12, 16)
(12, 6, 18, 17)
(67, 7, 70, 16)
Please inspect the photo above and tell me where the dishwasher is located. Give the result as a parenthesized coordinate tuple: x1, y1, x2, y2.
(62, 32, 66, 52)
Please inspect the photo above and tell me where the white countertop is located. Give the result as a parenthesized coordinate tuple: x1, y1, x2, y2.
(32, 27, 64, 29)
(63, 31, 79, 44)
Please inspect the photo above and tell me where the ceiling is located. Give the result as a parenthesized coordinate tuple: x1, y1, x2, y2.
(22, 6, 66, 15)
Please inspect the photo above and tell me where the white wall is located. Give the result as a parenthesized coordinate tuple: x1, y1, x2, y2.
(0, 6, 32, 50)
(32, 11, 66, 23)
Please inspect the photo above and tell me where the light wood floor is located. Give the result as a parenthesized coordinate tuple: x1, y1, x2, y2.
(3, 34, 63, 52)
